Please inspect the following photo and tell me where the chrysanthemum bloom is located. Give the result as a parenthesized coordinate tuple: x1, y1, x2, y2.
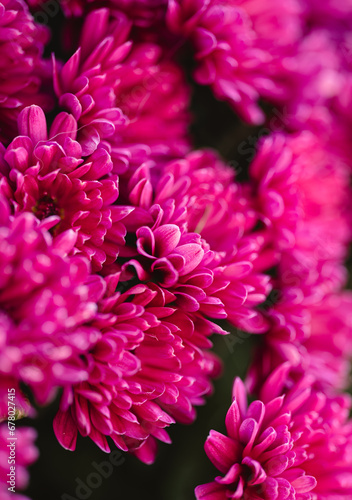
(294, 8, 352, 160)
(249, 131, 351, 293)
(113, 150, 272, 333)
(0, 0, 52, 144)
(0, 105, 130, 271)
(0, 192, 102, 410)
(54, 277, 223, 463)
(257, 0, 352, 140)
(0, 424, 38, 500)
(53, 149, 272, 463)
(248, 289, 352, 395)
(295, 292, 352, 391)
(166, 0, 304, 124)
(53, 7, 191, 173)
(248, 131, 352, 393)
(195, 364, 352, 499)
(279, 28, 350, 139)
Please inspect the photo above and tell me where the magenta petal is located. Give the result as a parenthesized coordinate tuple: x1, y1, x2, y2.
(154, 224, 181, 257)
(136, 226, 156, 258)
(53, 409, 78, 451)
(225, 400, 241, 440)
(251, 427, 277, 459)
(174, 243, 204, 275)
(223, 262, 253, 280)
(50, 112, 77, 144)
(195, 481, 226, 500)
(151, 258, 179, 286)
(239, 418, 259, 452)
(18, 105, 48, 143)
(242, 456, 266, 485)
(291, 475, 317, 493)
(194, 27, 217, 57)
(215, 463, 241, 486)
(260, 363, 292, 403)
(231, 477, 245, 499)
(59, 93, 83, 120)
(232, 378, 247, 417)
(205, 430, 241, 474)
(265, 455, 289, 477)
(246, 401, 265, 427)
(60, 48, 81, 89)
(88, 426, 110, 453)
(132, 437, 158, 465)
(261, 477, 279, 499)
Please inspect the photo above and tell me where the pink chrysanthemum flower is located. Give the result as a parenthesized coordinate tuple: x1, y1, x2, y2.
(279, 29, 348, 136)
(0, 192, 102, 410)
(0, 105, 129, 271)
(195, 364, 352, 500)
(53, 7, 191, 173)
(0, 0, 51, 144)
(54, 277, 223, 464)
(0, 424, 38, 500)
(249, 290, 352, 395)
(249, 131, 351, 293)
(113, 150, 272, 333)
(167, 0, 304, 124)
(52, 149, 272, 464)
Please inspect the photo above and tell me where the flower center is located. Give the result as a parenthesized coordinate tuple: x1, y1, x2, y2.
(33, 195, 60, 220)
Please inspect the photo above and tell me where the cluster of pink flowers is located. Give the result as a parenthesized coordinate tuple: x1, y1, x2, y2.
(0, 424, 38, 500)
(1, 1, 352, 499)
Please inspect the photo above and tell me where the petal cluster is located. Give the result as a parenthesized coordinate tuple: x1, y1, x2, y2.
(0, 0, 51, 143)
(196, 365, 352, 500)
(167, 0, 304, 124)
(0, 105, 127, 271)
(53, 149, 272, 463)
(53, 7, 191, 172)
(2, 0, 352, 497)
(54, 278, 221, 463)
(0, 192, 102, 409)
(247, 130, 352, 393)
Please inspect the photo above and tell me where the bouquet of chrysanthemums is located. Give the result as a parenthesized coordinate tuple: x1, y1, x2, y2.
(1, 0, 352, 499)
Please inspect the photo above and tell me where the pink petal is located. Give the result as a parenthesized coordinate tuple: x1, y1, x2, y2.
(53, 409, 78, 451)
(154, 224, 181, 257)
(205, 430, 241, 474)
(195, 481, 226, 500)
(18, 105, 48, 143)
(225, 400, 241, 440)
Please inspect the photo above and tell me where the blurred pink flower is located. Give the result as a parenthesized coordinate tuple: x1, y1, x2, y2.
(0, 424, 38, 500)
(248, 290, 352, 395)
(0, 0, 52, 144)
(167, 0, 304, 124)
(249, 131, 351, 293)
